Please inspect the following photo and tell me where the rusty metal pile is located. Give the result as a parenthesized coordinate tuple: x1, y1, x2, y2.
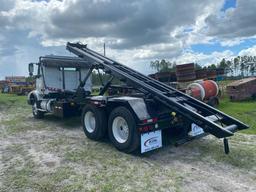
(226, 77, 256, 101)
(149, 63, 225, 83)
(176, 63, 196, 82)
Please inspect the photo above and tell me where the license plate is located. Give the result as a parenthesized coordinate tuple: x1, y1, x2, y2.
(141, 130, 162, 153)
(189, 123, 204, 136)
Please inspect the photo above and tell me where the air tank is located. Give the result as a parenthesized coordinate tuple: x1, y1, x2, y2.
(186, 80, 219, 101)
(40, 99, 55, 112)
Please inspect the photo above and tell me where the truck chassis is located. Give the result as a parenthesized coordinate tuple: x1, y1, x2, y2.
(27, 42, 249, 154)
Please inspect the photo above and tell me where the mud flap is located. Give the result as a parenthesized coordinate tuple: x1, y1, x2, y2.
(141, 130, 162, 153)
(189, 123, 204, 137)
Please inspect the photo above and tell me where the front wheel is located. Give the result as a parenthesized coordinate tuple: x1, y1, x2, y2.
(108, 106, 139, 153)
(32, 101, 44, 119)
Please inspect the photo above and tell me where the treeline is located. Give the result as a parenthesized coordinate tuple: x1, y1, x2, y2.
(213, 56, 256, 77)
(150, 59, 206, 72)
(150, 59, 177, 72)
(150, 55, 256, 77)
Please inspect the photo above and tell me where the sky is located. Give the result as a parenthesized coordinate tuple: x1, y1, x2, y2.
(0, 0, 256, 79)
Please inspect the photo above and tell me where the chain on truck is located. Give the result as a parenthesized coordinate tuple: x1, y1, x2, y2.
(27, 42, 249, 154)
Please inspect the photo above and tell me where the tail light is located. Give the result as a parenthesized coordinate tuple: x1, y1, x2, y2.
(142, 117, 158, 124)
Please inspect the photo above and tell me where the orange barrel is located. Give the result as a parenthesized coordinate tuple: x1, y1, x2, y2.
(186, 83, 203, 100)
(186, 80, 219, 100)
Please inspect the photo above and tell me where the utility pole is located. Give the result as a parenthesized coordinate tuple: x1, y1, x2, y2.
(103, 43, 106, 56)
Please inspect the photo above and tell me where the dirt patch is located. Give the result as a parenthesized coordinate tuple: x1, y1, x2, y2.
(0, 100, 256, 192)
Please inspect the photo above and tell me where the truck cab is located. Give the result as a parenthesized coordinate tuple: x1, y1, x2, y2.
(28, 55, 92, 118)
(29, 55, 92, 94)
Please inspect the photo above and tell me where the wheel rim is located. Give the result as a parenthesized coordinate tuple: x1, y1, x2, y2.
(84, 111, 96, 133)
(112, 116, 129, 143)
(32, 102, 38, 115)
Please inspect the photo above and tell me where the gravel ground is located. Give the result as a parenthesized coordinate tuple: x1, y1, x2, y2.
(0, 97, 256, 192)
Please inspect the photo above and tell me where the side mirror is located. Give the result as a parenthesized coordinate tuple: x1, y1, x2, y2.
(28, 63, 34, 76)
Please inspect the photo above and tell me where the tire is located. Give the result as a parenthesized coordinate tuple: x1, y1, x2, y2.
(32, 100, 44, 119)
(252, 93, 256, 100)
(208, 97, 219, 108)
(108, 106, 139, 153)
(81, 104, 107, 141)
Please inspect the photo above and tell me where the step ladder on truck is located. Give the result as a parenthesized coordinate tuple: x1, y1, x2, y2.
(27, 42, 249, 154)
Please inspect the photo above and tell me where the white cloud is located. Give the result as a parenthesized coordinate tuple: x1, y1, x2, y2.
(206, 0, 256, 39)
(0, 0, 256, 79)
(1, 0, 225, 50)
(220, 39, 244, 47)
(239, 45, 256, 56)
(174, 50, 234, 66)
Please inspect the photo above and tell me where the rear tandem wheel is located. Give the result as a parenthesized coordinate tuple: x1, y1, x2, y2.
(81, 104, 107, 140)
(108, 106, 140, 153)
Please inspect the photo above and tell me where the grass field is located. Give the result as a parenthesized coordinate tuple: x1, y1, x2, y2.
(218, 97, 256, 134)
(0, 93, 27, 105)
(216, 79, 256, 134)
(0, 93, 256, 192)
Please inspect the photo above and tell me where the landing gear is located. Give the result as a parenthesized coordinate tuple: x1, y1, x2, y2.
(223, 138, 229, 154)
